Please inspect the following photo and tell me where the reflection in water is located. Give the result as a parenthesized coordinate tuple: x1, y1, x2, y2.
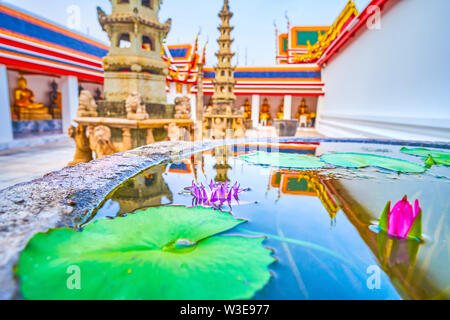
(213, 146, 232, 182)
(329, 178, 449, 300)
(269, 170, 340, 220)
(110, 164, 173, 216)
(96, 142, 449, 300)
(377, 231, 421, 268)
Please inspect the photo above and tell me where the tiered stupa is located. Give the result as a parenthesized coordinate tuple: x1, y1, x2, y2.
(212, 0, 236, 108)
(97, 0, 171, 105)
(204, 0, 245, 139)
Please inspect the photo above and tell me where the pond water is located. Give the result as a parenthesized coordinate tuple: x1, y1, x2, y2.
(93, 141, 450, 300)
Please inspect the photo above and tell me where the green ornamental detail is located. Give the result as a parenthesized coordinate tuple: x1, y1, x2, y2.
(17, 206, 275, 300)
(400, 147, 450, 166)
(320, 153, 426, 173)
(240, 151, 326, 169)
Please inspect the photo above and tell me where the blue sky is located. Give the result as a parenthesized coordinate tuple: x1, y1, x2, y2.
(1, 0, 371, 65)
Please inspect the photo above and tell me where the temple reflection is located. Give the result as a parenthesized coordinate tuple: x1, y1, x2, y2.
(213, 146, 232, 182)
(109, 164, 173, 216)
(269, 169, 340, 220)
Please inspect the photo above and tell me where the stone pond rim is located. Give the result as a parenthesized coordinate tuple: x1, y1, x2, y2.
(0, 138, 449, 299)
(0, 140, 225, 300)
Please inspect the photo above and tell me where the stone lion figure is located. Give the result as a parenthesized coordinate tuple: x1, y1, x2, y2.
(77, 90, 98, 118)
(174, 96, 191, 119)
(90, 125, 116, 159)
(126, 91, 149, 120)
(165, 122, 181, 141)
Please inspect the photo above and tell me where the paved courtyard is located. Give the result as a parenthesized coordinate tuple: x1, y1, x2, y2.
(0, 139, 75, 190)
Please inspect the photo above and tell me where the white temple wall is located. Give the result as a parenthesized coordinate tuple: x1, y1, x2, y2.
(317, 0, 450, 141)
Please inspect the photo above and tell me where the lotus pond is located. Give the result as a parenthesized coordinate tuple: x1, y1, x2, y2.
(17, 141, 450, 300)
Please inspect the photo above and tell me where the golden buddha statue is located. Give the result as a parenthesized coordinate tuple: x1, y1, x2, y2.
(13, 76, 51, 120)
(243, 98, 252, 120)
(295, 98, 309, 120)
(259, 98, 272, 126)
(276, 98, 284, 120)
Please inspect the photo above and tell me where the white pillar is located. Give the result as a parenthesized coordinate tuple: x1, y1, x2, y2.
(190, 94, 197, 122)
(316, 94, 325, 130)
(284, 95, 292, 120)
(251, 94, 260, 128)
(61, 76, 79, 134)
(167, 82, 176, 105)
(0, 65, 13, 143)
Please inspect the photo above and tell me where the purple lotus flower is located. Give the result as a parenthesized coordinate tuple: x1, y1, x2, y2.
(187, 180, 249, 208)
(379, 195, 422, 240)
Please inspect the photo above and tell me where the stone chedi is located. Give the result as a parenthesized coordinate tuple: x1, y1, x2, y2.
(97, 0, 171, 105)
(204, 0, 245, 139)
(211, 0, 236, 109)
(68, 1, 194, 166)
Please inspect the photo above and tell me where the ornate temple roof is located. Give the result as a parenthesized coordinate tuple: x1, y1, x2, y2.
(277, 0, 391, 65)
(277, 0, 358, 64)
(162, 39, 204, 84)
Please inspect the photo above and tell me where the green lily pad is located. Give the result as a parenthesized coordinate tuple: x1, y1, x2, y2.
(400, 147, 450, 166)
(240, 151, 326, 169)
(17, 206, 275, 300)
(320, 153, 425, 173)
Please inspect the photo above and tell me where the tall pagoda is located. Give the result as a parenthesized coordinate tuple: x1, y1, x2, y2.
(203, 0, 245, 139)
(97, 0, 171, 105)
(212, 0, 236, 107)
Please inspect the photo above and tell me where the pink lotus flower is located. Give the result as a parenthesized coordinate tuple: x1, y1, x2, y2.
(187, 180, 249, 208)
(379, 195, 422, 240)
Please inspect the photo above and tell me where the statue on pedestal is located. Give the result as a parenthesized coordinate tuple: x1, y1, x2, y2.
(13, 75, 52, 120)
(295, 98, 309, 120)
(276, 98, 284, 120)
(174, 96, 192, 119)
(77, 90, 98, 118)
(243, 98, 252, 120)
(48, 80, 62, 119)
(125, 92, 149, 120)
(259, 98, 272, 126)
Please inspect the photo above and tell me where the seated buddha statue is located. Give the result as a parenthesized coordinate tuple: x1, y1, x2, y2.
(276, 99, 284, 120)
(13, 76, 51, 120)
(243, 99, 252, 120)
(295, 99, 309, 120)
(259, 98, 272, 126)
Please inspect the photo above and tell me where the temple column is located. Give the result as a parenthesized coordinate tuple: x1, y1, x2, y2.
(0, 65, 13, 143)
(284, 95, 292, 120)
(61, 76, 79, 134)
(251, 94, 260, 128)
(190, 94, 197, 122)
